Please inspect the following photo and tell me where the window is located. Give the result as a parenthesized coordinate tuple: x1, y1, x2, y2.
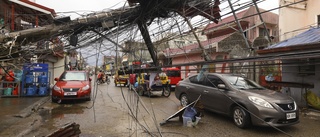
(166, 70, 180, 77)
(204, 75, 224, 87)
(317, 15, 320, 27)
(224, 75, 263, 90)
(60, 72, 87, 81)
(189, 75, 204, 85)
(259, 28, 270, 36)
(174, 41, 185, 46)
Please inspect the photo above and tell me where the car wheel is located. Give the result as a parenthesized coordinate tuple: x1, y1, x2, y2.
(51, 97, 57, 103)
(162, 86, 171, 97)
(180, 94, 189, 107)
(232, 106, 251, 128)
(85, 95, 91, 101)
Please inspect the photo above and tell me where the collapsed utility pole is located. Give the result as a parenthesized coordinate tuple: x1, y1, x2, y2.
(0, 6, 135, 44)
(184, 16, 212, 61)
(137, 20, 158, 66)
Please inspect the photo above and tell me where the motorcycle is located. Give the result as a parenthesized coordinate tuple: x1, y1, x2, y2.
(135, 83, 171, 97)
(106, 77, 110, 85)
(97, 77, 105, 85)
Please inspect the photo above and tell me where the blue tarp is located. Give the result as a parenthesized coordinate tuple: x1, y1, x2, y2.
(266, 27, 320, 49)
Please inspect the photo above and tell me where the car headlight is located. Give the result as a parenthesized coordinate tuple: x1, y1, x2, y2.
(248, 96, 273, 108)
(82, 85, 90, 91)
(53, 85, 61, 91)
(293, 101, 297, 110)
(290, 97, 298, 110)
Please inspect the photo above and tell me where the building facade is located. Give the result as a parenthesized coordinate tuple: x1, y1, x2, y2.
(278, 0, 318, 41)
(166, 6, 279, 79)
(258, 0, 320, 107)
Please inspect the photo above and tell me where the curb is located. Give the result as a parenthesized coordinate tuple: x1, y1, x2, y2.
(14, 96, 50, 118)
(14, 97, 51, 137)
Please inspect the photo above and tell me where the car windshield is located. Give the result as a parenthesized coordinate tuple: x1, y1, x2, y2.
(224, 75, 264, 90)
(166, 70, 180, 77)
(60, 72, 87, 81)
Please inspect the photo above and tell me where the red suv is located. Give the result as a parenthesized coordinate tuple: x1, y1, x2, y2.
(52, 71, 92, 103)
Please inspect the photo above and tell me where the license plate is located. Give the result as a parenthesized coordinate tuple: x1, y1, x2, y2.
(64, 92, 77, 96)
(286, 112, 296, 119)
(171, 85, 176, 88)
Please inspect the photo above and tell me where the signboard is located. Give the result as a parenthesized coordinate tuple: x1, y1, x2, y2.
(23, 63, 49, 72)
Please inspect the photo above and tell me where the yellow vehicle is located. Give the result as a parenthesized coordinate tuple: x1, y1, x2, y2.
(114, 70, 129, 87)
(134, 72, 171, 97)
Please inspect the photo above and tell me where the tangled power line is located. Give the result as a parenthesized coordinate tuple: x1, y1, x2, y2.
(0, 0, 311, 136)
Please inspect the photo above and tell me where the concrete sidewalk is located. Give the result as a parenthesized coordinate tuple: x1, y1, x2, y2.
(0, 96, 50, 134)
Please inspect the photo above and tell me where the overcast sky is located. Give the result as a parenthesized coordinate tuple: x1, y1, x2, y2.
(35, 0, 279, 19)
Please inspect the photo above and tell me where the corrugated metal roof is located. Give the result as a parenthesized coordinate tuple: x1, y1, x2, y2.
(266, 27, 320, 49)
(204, 8, 247, 31)
(164, 33, 232, 57)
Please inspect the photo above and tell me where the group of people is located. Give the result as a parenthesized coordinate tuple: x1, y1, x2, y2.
(130, 72, 168, 91)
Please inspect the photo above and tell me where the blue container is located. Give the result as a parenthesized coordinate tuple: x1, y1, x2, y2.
(14, 71, 23, 82)
(4, 88, 13, 95)
(26, 87, 36, 95)
(25, 75, 34, 84)
(183, 107, 197, 120)
(38, 87, 47, 95)
(38, 75, 47, 83)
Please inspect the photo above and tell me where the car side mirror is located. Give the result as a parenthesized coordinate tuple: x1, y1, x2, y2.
(54, 78, 59, 81)
(217, 84, 227, 89)
(89, 78, 92, 81)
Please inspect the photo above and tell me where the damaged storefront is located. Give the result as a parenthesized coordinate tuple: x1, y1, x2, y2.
(257, 27, 320, 109)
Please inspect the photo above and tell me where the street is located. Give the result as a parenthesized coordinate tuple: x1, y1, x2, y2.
(0, 80, 320, 137)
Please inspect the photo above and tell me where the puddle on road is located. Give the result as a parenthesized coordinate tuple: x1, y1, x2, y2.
(37, 104, 86, 131)
(39, 104, 85, 121)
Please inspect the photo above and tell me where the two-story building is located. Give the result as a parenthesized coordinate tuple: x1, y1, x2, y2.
(165, 6, 279, 79)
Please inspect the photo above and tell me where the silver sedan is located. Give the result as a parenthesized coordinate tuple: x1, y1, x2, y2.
(175, 73, 299, 128)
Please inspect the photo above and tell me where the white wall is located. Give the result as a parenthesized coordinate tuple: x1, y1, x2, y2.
(279, 0, 320, 41)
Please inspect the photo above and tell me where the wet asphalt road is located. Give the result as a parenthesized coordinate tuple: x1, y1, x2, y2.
(0, 80, 320, 137)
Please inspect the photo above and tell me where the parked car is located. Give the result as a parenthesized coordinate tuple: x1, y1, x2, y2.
(175, 73, 299, 128)
(52, 71, 92, 103)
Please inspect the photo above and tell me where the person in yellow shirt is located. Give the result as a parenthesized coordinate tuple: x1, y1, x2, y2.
(136, 73, 145, 84)
(159, 72, 169, 85)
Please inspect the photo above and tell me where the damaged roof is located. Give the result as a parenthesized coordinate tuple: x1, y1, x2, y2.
(267, 27, 320, 49)
(164, 33, 232, 57)
(258, 27, 320, 54)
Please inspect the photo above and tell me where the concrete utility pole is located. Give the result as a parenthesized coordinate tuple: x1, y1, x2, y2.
(183, 16, 212, 61)
(227, 0, 251, 50)
(252, 0, 272, 44)
(137, 21, 158, 66)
